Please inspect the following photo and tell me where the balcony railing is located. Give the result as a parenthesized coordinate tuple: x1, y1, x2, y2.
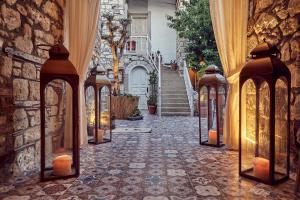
(124, 35, 150, 55)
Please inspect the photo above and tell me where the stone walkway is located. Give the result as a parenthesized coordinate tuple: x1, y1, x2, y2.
(0, 113, 299, 200)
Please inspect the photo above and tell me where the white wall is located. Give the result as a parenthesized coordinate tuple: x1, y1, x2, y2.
(128, 0, 148, 14)
(148, 0, 177, 63)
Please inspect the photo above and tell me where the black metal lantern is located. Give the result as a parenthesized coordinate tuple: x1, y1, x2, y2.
(85, 66, 112, 144)
(198, 65, 227, 147)
(239, 43, 291, 185)
(40, 44, 80, 181)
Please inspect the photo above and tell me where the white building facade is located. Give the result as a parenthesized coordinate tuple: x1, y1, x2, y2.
(94, 0, 181, 109)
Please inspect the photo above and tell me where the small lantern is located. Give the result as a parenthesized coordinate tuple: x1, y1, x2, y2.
(198, 65, 227, 147)
(40, 44, 79, 181)
(239, 43, 291, 185)
(85, 66, 112, 144)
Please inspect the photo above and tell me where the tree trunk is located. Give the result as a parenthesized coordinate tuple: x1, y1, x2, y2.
(113, 58, 120, 95)
(111, 45, 120, 95)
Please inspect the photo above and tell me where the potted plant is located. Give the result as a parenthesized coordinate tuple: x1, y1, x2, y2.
(128, 106, 144, 120)
(147, 95, 157, 114)
(147, 71, 158, 114)
(170, 60, 178, 70)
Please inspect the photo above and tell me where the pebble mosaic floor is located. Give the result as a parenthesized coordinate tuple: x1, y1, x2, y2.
(0, 113, 299, 200)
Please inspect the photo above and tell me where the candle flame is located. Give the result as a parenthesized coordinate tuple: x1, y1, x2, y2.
(275, 135, 282, 139)
(246, 137, 256, 144)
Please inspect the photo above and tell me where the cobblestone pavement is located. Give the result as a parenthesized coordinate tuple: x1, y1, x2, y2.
(0, 113, 299, 199)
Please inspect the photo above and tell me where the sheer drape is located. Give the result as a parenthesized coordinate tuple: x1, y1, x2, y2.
(64, 0, 100, 147)
(209, 0, 249, 149)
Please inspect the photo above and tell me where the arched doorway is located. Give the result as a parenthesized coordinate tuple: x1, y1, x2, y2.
(129, 66, 148, 109)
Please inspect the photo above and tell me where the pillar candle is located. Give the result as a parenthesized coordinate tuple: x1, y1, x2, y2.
(253, 157, 270, 181)
(100, 112, 109, 126)
(101, 117, 109, 126)
(97, 129, 104, 143)
(208, 130, 217, 144)
(53, 155, 72, 176)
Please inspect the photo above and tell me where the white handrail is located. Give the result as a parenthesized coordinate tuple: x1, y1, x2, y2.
(183, 60, 195, 116)
(158, 54, 161, 117)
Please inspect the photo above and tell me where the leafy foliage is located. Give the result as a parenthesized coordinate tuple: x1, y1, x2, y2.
(147, 95, 157, 106)
(129, 106, 143, 117)
(147, 71, 158, 106)
(167, 0, 220, 68)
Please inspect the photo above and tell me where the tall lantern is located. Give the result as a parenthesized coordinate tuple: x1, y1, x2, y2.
(40, 44, 79, 181)
(239, 43, 291, 185)
(85, 66, 112, 144)
(198, 65, 227, 147)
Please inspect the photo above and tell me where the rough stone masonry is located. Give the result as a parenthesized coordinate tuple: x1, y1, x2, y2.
(248, 0, 300, 170)
(0, 0, 65, 180)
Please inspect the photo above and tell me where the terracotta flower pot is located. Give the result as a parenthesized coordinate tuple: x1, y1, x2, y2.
(188, 68, 198, 89)
(148, 105, 157, 114)
(171, 63, 177, 70)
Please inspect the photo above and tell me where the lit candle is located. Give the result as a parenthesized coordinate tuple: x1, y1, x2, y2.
(208, 130, 217, 144)
(97, 129, 104, 143)
(253, 157, 269, 181)
(53, 155, 72, 176)
(100, 112, 109, 126)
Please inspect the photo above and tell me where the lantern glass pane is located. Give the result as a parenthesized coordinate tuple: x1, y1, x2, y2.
(199, 86, 208, 142)
(241, 79, 256, 174)
(99, 86, 111, 141)
(258, 81, 270, 158)
(208, 87, 217, 145)
(218, 86, 226, 141)
(44, 80, 75, 177)
(275, 77, 288, 180)
(85, 86, 95, 138)
(209, 88, 217, 131)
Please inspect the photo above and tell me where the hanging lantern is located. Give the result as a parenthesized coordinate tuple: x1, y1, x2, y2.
(239, 42, 291, 185)
(40, 44, 79, 181)
(198, 65, 227, 147)
(85, 66, 112, 144)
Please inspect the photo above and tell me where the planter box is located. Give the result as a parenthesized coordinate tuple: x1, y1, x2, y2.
(111, 96, 139, 119)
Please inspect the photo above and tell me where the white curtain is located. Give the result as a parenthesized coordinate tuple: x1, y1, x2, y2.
(64, 0, 100, 147)
(209, 0, 249, 150)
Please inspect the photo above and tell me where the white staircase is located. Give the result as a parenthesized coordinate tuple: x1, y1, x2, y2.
(124, 35, 194, 116)
(161, 67, 190, 116)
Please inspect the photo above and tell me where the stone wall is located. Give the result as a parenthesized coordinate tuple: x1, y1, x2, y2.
(0, 0, 64, 180)
(176, 35, 188, 70)
(95, 0, 127, 70)
(91, 0, 128, 93)
(247, 0, 300, 170)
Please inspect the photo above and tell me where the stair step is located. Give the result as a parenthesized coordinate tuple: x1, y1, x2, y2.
(162, 99, 189, 104)
(162, 94, 187, 98)
(162, 92, 186, 96)
(162, 91, 186, 94)
(161, 103, 190, 107)
(161, 96, 188, 99)
(162, 107, 190, 112)
(161, 78, 184, 81)
(162, 85, 186, 88)
(162, 83, 184, 86)
(161, 112, 191, 116)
